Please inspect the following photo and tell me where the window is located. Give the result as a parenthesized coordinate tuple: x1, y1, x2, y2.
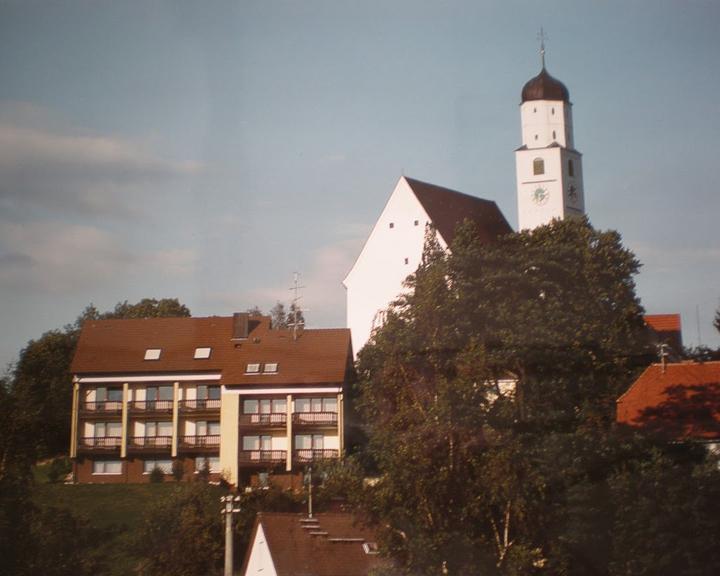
(295, 397, 337, 413)
(195, 456, 220, 473)
(568, 159, 575, 177)
(143, 459, 172, 474)
(243, 399, 258, 414)
(272, 399, 286, 413)
(246, 363, 260, 374)
(95, 422, 122, 437)
(389, 222, 394, 229)
(243, 435, 272, 450)
(145, 421, 172, 437)
(534, 134, 538, 141)
(196, 421, 220, 436)
(92, 460, 122, 475)
(295, 434, 324, 449)
(146, 386, 173, 402)
(144, 348, 161, 360)
(194, 347, 212, 359)
(552, 130, 556, 140)
(322, 398, 337, 412)
(263, 362, 278, 373)
(404, 258, 409, 265)
(533, 158, 545, 175)
(551, 107, 555, 115)
(95, 387, 122, 403)
(414, 219, 419, 226)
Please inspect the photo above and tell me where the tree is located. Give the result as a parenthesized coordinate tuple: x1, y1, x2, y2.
(9, 298, 190, 459)
(270, 301, 305, 330)
(355, 220, 655, 575)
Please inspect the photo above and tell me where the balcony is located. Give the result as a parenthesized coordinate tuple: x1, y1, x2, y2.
(127, 436, 172, 451)
(78, 436, 122, 452)
(239, 413, 287, 427)
(238, 450, 287, 465)
(79, 401, 123, 415)
(294, 449, 339, 462)
(180, 399, 221, 412)
(179, 435, 220, 453)
(292, 412, 338, 426)
(128, 400, 174, 415)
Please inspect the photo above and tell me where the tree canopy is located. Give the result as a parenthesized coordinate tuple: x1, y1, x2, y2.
(354, 219, 719, 575)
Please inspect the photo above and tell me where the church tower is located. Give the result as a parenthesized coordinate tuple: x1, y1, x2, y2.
(515, 39, 585, 230)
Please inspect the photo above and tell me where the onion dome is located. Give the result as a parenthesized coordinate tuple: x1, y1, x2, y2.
(521, 67, 570, 103)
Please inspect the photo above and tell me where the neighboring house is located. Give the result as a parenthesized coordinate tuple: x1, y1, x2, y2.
(616, 361, 720, 449)
(69, 313, 352, 486)
(241, 512, 385, 576)
(343, 175, 511, 356)
(644, 313, 683, 356)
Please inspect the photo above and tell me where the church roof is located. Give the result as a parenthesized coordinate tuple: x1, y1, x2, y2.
(521, 67, 570, 103)
(404, 177, 512, 245)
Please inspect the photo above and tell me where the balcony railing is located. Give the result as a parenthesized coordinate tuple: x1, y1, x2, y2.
(128, 436, 172, 449)
(292, 412, 338, 426)
(79, 401, 123, 414)
(239, 413, 287, 426)
(79, 436, 122, 449)
(238, 450, 287, 464)
(179, 435, 220, 449)
(180, 399, 221, 411)
(294, 449, 339, 462)
(128, 400, 174, 413)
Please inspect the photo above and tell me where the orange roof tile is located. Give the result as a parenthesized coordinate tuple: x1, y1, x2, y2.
(644, 314, 681, 332)
(71, 316, 352, 386)
(617, 361, 720, 440)
(242, 512, 386, 576)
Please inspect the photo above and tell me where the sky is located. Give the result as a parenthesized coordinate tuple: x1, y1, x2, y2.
(1, 0, 719, 370)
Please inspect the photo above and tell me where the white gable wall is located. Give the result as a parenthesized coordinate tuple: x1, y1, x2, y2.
(243, 523, 278, 576)
(343, 177, 446, 356)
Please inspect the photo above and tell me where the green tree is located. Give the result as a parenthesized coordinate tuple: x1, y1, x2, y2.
(355, 220, 653, 575)
(270, 301, 305, 330)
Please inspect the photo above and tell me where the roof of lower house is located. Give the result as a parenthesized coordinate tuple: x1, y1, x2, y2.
(404, 177, 513, 245)
(241, 512, 385, 576)
(70, 315, 352, 386)
(616, 361, 720, 440)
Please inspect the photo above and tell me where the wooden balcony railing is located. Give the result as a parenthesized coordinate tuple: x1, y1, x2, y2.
(79, 401, 123, 414)
(128, 436, 172, 449)
(128, 400, 174, 413)
(238, 450, 287, 464)
(294, 449, 339, 462)
(79, 436, 122, 449)
(292, 412, 338, 425)
(179, 435, 220, 448)
(239, 413, 287, 426)
(180, 399, 221, 411)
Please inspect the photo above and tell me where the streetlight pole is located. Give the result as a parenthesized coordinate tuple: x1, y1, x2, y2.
(221, 495, 241, 576)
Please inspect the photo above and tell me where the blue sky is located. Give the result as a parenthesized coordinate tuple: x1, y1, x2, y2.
(1, 0, 719, 369)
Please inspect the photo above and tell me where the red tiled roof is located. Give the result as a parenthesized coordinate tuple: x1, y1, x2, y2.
(242, 512, 385, 576)
(404, 177, 513, 245)
(644, 314, 681, 332)
(70, 316, 351, 386)
(617, 361, 720, 439)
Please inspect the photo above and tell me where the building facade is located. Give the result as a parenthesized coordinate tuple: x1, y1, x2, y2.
(69, 314, 352, 486)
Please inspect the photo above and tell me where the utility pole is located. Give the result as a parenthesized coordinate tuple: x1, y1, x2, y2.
(222, 495, 241, 576)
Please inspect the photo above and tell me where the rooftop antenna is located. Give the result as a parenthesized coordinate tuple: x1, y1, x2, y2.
(696, 304, 703, 347)
(658, 343, 669, 374)
(537, 27, 548, 69)
(288, 272, 309, 341)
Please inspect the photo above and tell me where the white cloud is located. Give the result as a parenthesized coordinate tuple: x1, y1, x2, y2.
(0, 221, 197, 294)
(0, 102, 203, 218)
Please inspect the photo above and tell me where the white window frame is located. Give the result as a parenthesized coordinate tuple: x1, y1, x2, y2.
(92, 460, 122, 475)
(144, 348, 161, 361)
(194, 347, 212, 359)
(142, 459, 173, 474)
(263, 362, 278, 373)
(245, 363, 260, 374)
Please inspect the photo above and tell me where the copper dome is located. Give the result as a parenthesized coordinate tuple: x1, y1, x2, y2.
(521, 67, 570, 103)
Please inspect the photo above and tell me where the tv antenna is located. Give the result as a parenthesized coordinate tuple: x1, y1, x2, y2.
(288, 272, 309, 340)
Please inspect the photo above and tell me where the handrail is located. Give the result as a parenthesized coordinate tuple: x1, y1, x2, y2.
(238, 450, 287, 463)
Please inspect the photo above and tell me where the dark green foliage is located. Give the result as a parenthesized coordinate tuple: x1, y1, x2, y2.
(149, 465, 165, 483)
(47, 456, 72, 483)
(354, 219, 717, 575)
(171, 459, 185, 482)
(134, 483, 225, 576)
(270, 301, 306, 330)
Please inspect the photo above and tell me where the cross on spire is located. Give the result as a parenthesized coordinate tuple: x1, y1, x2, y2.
(537, 27, 548, 69)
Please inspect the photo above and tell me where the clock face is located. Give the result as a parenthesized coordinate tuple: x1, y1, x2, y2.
(532, 186, 549, 206)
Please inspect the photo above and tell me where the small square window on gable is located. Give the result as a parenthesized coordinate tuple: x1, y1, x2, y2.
(245, 363, 260, 374)
(144, 348, 161, 361)
(263, 363, 278, 374)
(414, 219, 419, 226)
(194, 347, 212, 359)
(389, 222, 394, 229)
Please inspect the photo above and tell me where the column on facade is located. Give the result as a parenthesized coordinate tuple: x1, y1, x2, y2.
(120, 382, 129, 458)
(70, 379, 80, 458)
(171, 381, 180, 458)
(285, 394, 293, 472)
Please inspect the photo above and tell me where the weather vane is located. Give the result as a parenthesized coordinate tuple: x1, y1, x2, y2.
(537, 27, 548, 68)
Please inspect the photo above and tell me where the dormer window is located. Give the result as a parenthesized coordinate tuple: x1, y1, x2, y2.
(245, 363, 260, 374)
(263, 363, 278, 374)
(194, 347, 212, 359)
(144, 348, 161, 361)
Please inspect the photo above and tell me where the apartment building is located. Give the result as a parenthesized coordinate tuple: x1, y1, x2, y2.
(69, 313, 352, 486)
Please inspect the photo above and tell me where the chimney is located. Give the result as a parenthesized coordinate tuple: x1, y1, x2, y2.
(232, 313, 249, 340)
